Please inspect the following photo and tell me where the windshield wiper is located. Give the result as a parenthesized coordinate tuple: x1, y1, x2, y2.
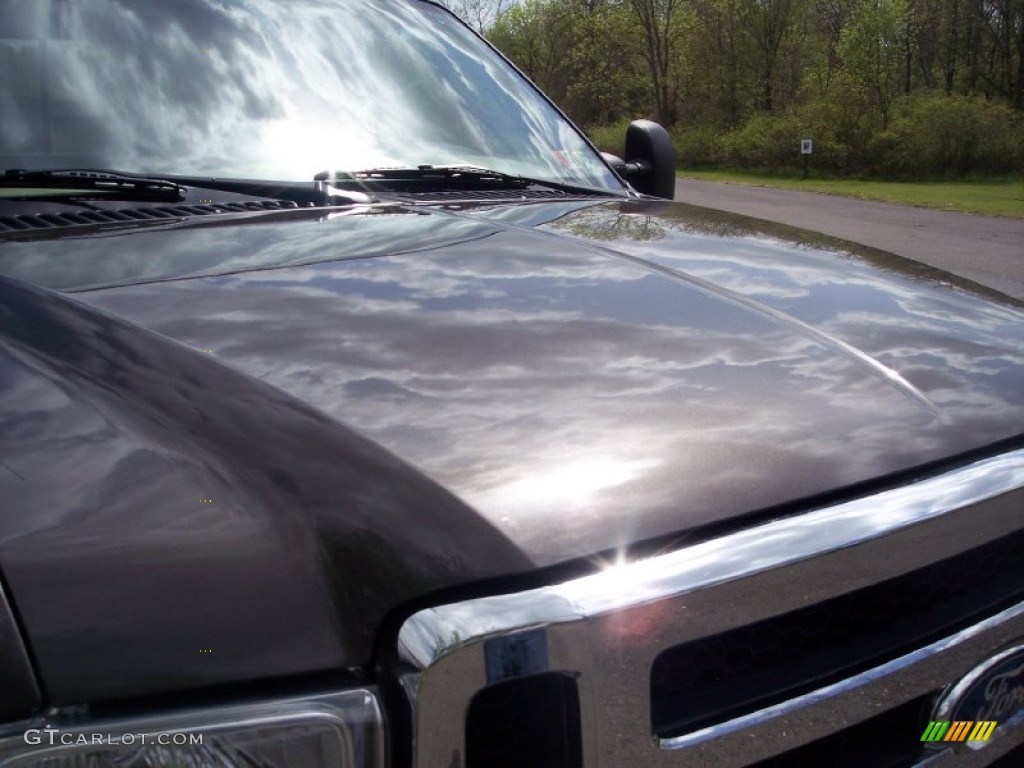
(1, 169, 186, 202)
(161, 175, 374, 206)
(2, 169, 374, 207)
(315, 165, 619, 197)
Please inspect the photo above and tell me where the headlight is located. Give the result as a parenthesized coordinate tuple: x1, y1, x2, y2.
(0, 690, 384, 767)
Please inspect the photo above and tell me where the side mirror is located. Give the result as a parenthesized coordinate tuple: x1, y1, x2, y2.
(616, 120, 675, 200)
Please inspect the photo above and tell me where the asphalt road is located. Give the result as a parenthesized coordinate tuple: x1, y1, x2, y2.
(674, 178, 1024, 301)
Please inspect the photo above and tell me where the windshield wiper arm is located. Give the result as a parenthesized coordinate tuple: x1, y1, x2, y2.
(319, 165, 526, 183)
(316, 165, 617, 196)
(1, 169, 186, 202)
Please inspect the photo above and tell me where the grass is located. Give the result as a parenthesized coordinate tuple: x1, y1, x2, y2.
(678, 170, 1024, 218)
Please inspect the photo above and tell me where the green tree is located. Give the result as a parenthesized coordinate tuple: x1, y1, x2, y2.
(737, 0, 803, 112)
(686, 0, 756, 124)
(566, 0, 647, 125)
(490, 0, 646, 126)
(439, 0, 513, 32)
(485, 0, 1023, 177)
(839, 0, 914, 127)
(628, 0, 696, 125)
(971, 0, 1024, 107)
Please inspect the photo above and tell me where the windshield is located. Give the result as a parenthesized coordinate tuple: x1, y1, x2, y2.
(0, 0, 620, 191)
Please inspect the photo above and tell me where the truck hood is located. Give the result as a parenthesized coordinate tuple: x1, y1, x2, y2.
(1, 199, 1023, 705)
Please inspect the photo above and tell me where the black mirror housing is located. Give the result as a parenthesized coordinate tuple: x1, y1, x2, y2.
(601, 151, 625, 170)
(620, 120, 675, 200)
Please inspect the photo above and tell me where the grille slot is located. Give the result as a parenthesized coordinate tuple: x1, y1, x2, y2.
(466, 673, 582, 768)
(748, 694, 933, 768)
(651, 527, 1024, 739)
(0, 200, 299, 233)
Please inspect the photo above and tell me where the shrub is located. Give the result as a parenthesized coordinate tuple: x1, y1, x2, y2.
(717, 113, 839, 171)
(792, 84, 873, 172)
(718, 114, 790, 168)
(869, 94, 1024, 177)
(715, 104, 872, 174)
(671, 124, 724, 168)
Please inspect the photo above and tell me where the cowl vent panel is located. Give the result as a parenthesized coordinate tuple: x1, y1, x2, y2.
(0, 200, 300, 233)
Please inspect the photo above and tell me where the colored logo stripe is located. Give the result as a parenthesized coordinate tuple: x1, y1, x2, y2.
(968, 721, 998, 741)
(920, 720, 997, 742)
(944, 721, 973, 741)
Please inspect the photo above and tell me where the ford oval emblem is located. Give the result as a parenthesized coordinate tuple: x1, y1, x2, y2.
(934, 644, 1024, 750)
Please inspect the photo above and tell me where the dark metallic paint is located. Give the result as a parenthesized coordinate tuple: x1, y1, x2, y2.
(1, 199, 1022, 706)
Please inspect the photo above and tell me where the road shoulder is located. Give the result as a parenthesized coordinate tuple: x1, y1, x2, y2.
(674, 177, 1024, 301)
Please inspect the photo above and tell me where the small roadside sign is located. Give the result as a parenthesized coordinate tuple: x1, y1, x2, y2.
(800, 139, 813, 155)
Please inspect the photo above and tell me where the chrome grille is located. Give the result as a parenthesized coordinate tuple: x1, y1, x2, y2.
(651, 526, 1024, 738)
(747, 695, 932, 768)
(397, 448, 1024, 767)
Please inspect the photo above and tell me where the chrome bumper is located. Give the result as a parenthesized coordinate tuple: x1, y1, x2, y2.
(399, 448, 1024, 767)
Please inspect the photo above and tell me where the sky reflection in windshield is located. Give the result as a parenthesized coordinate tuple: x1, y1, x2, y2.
(0, 0, 618, 187)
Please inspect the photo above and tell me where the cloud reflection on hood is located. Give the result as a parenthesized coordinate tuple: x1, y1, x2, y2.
(62, 203, 1024, 564)
(544, 202, 1024, 414)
